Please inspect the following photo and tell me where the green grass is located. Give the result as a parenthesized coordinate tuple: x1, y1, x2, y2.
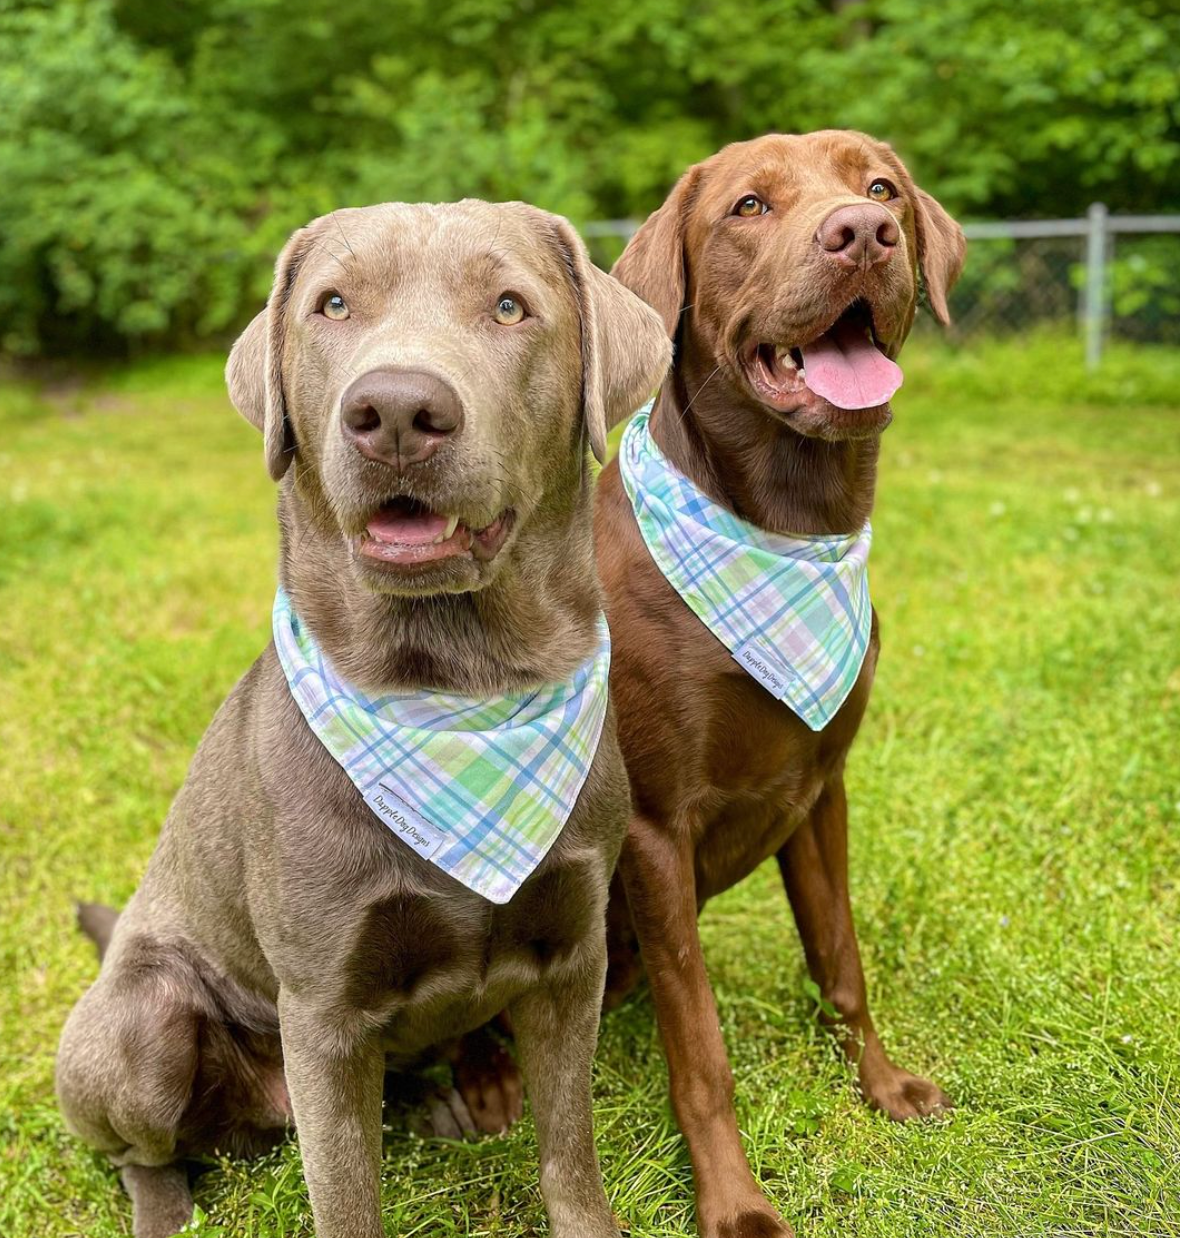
(2, 334, 1179, 1237)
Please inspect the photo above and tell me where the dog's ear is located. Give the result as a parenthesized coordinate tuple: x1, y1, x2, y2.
(610, 165, 702, 341)
(912, 188, 966, 326)
(547, 214, 672, 463)
(225, 227, 311, 481)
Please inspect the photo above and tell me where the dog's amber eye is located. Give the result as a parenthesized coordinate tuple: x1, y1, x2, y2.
(867, 180, 896, 203)
(493, 295, 526, 326)
(734, 195, 769, 218)
(322, 294, 350, 321)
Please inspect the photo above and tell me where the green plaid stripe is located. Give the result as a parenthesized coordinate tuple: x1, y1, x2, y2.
(273, 589, 611, 904)
(619, 407, 872, 731)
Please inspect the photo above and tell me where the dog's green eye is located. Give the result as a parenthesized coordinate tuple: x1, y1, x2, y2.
(734, 195, 769, 218)
(494, 295, 525, 326)
(867, 180, 896, 203)
(322, 294, 350, 321)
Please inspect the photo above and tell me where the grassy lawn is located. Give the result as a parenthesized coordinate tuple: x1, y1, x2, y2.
(1, 335, 1178, 1238)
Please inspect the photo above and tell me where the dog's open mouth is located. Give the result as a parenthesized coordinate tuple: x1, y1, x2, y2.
(747, 301, 903, 413)
(356, 497, 516, 567)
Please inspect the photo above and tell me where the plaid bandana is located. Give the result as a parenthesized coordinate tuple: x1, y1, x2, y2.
(273, 589, 611, 904)
(619, 407, 872, 731)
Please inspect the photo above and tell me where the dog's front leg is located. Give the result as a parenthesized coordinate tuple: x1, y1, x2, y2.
(278, 992, 386, 1238)
(621, 819, 794, 1238)
(776, 776, 952, 1120)
(510, 944, 619, 1238)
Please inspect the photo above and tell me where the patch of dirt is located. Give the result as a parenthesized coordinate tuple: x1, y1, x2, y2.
(38, 375, 89, 419)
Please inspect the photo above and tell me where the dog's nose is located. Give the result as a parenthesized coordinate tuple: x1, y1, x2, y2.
(816, 204, 899, 269)
(340, 368, 464, 470)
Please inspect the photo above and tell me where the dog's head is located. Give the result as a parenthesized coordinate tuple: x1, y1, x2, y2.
(614, 130, 965, 441)
(227, 201, 670, 597)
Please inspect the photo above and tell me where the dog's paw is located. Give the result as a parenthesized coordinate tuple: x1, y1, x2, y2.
(704, 1207, 795, 1238)
(452, 1030, 524, 1135)
(860, 1066, 953, 1121)
(411, 1086, 478, 1140)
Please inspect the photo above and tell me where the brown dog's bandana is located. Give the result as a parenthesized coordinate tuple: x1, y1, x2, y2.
(620, 407, 872, 730)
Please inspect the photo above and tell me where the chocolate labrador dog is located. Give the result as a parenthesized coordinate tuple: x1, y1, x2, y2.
(56, 200, 670, 1238)
(595, 131, 966, 1237)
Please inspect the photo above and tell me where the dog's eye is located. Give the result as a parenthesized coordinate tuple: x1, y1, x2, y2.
(493, 295, 526, 326)
(321, 294, 350, 321)
(867, 180, 896, 203)
(733, 195, 769, 218)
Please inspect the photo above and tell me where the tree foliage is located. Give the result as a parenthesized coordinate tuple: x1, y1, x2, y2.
(0, 0, 1176, 355)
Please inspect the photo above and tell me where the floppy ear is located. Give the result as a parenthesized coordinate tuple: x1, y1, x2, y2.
(913, 188, 966, 326)
(610, 165, 702, 341)
(548, 215, 672, 464)
(225, 228, 311, 481)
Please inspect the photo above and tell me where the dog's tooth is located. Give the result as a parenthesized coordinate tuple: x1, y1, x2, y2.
(441, 514, 460, 541)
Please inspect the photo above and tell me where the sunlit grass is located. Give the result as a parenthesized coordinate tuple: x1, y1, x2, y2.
(2, 334, 1178, 1237)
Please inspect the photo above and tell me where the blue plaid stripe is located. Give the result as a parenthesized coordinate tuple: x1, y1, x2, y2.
(619, 407, 872, 732)
(273, 589, 611, 903)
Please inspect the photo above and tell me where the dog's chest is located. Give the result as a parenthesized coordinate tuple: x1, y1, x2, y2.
(692, 770, 825, 899)
(688, 640, 877, 899)
(340, 848, 604, 1054)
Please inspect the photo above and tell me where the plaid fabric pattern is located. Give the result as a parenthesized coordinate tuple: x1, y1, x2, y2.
(619, 407, 872, 731)
(273, 589, 611, 904)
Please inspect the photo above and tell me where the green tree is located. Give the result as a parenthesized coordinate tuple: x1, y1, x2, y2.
(0, 0, 1175, 355)
(810, 0, 1180, 216)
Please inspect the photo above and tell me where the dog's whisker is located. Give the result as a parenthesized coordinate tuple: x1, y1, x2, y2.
(330, 213, 356, 259)
(305, 236, 350, 272)
(678, 365, 722, 422)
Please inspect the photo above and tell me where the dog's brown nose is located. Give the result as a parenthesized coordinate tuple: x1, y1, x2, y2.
(816, 204, 899, 269)
(340, 368, 464, 469)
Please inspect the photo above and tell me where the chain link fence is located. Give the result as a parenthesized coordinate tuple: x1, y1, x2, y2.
(583, 208, 1180, 368)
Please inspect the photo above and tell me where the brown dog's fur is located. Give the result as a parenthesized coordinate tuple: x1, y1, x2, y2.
(596, 132, 966, 1237)
(56, 201, 670, 1238)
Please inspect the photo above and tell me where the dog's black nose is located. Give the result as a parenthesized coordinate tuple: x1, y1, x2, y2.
(340, 368, 464, 469)
(816, 204, 899, 269)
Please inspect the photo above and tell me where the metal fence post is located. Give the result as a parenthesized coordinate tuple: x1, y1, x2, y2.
(1083, 202, 1108, 370)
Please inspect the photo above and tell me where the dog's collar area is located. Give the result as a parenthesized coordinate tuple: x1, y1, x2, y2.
(272, 588, 611, 903)
(619, 407, 872, 730)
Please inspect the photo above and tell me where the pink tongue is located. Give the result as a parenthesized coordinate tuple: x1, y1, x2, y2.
(800, 318, 903, 410)
(366, 508, 451, 545)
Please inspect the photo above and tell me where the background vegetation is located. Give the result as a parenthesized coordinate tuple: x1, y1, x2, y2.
(2, 338, 1179, 1235)
(1, 0, 1178, 356)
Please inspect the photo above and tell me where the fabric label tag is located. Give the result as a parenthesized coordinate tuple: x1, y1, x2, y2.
(363, 782, 445, 859)
(732, 639, 794, 699)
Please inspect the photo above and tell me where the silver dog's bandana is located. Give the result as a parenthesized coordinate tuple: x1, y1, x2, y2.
(619, 407, 872, 731)
(273, 589, 611, 903)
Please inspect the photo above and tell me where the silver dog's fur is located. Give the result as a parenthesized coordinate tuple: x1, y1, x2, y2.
(56, 200, 671, 1238)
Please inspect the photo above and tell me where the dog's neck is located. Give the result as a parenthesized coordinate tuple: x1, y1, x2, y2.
(648, 347, 879, 537)
(275, 482, 602, 698)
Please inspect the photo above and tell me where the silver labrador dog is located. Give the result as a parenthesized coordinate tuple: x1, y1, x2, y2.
(56, 200, 671, 1238)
